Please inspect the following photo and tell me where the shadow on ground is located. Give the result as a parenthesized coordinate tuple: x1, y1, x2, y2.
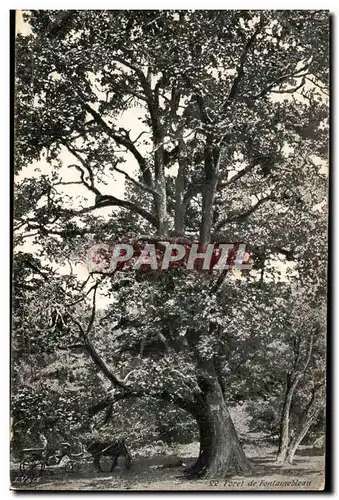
(10, 444, 325, 491)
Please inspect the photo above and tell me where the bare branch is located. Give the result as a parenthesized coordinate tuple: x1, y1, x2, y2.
(61, 191, 158, 227)
(53, 180, 84, 187)
(113, 164, 158, 196)
(66, 163, 100, 196)
(222, 160, 258, 187)
(86, 282, 98, 335)
(63, 141, 97, 191)
(65, 310, 128, 391)
(305, 76, 329, 96)
(81, 101, 153, 187)
(270, 77, 306, 95)
(65, 283, 98, 307)
(215, 194, 274, 231)
(303, 332, 315, 373)
(223, 16, 265, 108)
(112, 55, 153, 101)
(254, 65, 310, 99)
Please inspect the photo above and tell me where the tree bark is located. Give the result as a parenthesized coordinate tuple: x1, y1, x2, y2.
(276, 335, 315, 463)
(155, 179, 169, 237)
(186, 362, 252, 478)
(286, 415, 318, 465)
(174, 141, 187, 235)
(199, 140, 221, 246)
(276, 373, 302, 463)
(286, 385, 324, 464)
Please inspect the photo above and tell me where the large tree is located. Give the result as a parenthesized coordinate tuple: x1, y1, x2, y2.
(14, 10, 328, 478)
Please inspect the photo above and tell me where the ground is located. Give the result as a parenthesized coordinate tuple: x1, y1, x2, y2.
(10, 442, 325, 491)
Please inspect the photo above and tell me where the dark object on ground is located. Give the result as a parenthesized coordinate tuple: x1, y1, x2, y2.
(86, 440, 132, 473)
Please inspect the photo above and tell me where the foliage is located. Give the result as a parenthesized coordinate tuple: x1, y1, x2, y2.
(13, 10, 328, 470)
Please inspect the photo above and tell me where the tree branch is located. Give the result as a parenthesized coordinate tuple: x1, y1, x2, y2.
(253, 65, 310, 99)
(81, 102, 153, 187)
(65, 308, 129, 391)
(88, 388, 197, 419)
(113, 164, 158, 196)
(222, 160, 258, 187)
(61, 192, 157, 227)
(269, 77, 306, 95)
(215, 194, 274, 231)
(86, 282, 98, 335)
(223, 17, 265, 108)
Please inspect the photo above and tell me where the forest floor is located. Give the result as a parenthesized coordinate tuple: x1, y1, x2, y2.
(10, 442, 325, 491)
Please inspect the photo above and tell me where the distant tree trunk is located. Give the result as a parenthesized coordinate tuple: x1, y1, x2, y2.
(276, 373, 302, 463)
(286, 385, 324, 464)
(276, 335, 315, 463)
(174, 149, 187, 236)
(186, 361, 252, 478)
(286, 415, 317, 464)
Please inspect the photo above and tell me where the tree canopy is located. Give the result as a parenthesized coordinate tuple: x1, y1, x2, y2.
(13, 10, 328, 478)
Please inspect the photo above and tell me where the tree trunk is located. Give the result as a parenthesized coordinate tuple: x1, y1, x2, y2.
(186, 369, 252, 478)
(174, 151, 186, 235)
(199, 141, 221, 246)
(155, 178, 169, 237)
(276, 400, 290, 463)
(286, 386, 323, 464)
(286, 415, 317, 464)
(276, 373, 302, 463)
(276, 335, 316, 464)
(199, 181, 218, 246)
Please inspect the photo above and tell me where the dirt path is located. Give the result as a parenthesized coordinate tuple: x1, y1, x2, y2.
(10, 443, 325, 491)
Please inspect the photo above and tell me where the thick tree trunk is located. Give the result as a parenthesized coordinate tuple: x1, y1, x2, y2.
(186, 370, 252, 478)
